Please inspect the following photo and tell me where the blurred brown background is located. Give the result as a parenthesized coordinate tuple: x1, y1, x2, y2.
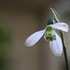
(0, 0, 70, 70)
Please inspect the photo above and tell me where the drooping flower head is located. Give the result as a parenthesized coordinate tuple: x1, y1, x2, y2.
(25, 8, 69, 56)
(25, 19, 69, 56)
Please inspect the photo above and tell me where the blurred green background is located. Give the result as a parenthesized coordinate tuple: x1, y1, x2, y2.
(0, 0, 70, 70)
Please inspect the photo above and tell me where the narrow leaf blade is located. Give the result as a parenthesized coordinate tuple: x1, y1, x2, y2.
(50, 8, 60, 22)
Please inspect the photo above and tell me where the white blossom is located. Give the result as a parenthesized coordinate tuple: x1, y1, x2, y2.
(25, 22, 69, 56)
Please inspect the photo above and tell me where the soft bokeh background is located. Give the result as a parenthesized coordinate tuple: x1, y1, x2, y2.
(0, 0, 70, 70)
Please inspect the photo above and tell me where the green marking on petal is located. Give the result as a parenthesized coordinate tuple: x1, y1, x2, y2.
(44, 25, 56, 41)
(44, 33, 56, 41)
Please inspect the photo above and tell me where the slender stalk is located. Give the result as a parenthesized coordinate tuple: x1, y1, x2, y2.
(59, 31, 69, 70)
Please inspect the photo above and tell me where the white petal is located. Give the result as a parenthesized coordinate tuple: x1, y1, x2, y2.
(49, 31, 63, 56)
(51, 22, 69, 32)
(25, 29, 45, 47)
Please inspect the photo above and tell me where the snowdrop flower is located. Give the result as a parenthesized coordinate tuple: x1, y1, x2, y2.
(25, 22, 69, 56)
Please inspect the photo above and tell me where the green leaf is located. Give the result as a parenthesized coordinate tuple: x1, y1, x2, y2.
(50, 8, 60, 22)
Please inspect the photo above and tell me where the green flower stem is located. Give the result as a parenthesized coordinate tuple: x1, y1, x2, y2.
(59, 31, 69, 70)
